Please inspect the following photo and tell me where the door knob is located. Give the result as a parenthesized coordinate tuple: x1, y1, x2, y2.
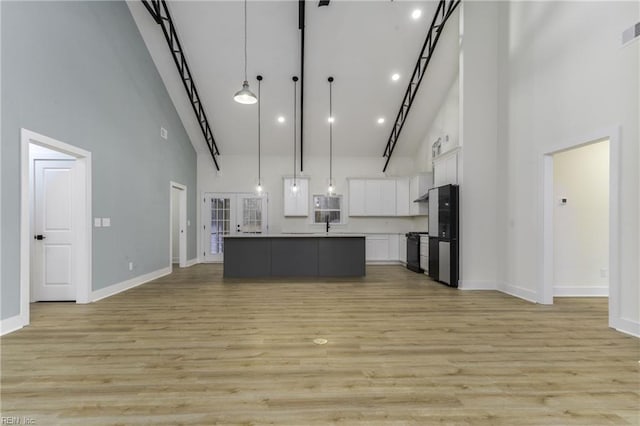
(34, 235, 46, 240)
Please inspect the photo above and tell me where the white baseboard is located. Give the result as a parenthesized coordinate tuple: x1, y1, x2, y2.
(172, 257, 179, 264)
(1, 313, 27, 336)
(459, 280, 498, 290)
(612, 317, 640, 338)
(366, 260, 403, 265)
(499, 282, 538, 303)
(185, 258, 198, 267)
(91, 266, 171, 302)
(554, 286, 608, 297)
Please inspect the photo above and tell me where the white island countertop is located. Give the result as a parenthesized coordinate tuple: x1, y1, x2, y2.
(224, 233, 366, 238)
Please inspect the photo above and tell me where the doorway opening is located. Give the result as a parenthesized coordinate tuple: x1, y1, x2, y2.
(170, 182, 187, 270)
(20, 129, 92, 327)
(552, 140, 609, 298)
(540, 127, 620, 329)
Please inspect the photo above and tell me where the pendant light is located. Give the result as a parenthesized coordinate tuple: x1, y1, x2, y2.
(291, 76, 299, 195)
(327, 76, 335, 194)
(255, 75, 263, 194)
(233, 0, 257, 105)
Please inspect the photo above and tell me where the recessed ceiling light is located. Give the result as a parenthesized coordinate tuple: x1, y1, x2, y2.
(277, 116, 285, 123)
(377, 117, 385, 124)
(412, 9, 422, 20)
(328, 117, 335, 123)
(391, 73, 400, 81)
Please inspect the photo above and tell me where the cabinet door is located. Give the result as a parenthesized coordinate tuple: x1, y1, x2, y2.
(365, 235, 389, 261)
(399, 235, 407, 264)
(365, 180, 382, 215)
(379, 180, 397, 216)
(349, 179, 366, 216)
(388, 234, 400, 261)
(284, 178, 308, 216)
(396, 178, 410, 216)
(434, 160, 446, 186)
(445, 154, 458, 184)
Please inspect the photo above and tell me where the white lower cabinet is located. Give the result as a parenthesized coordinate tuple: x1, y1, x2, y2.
(365, 235, 389, 261)
(399, 234, 407, 264)
(365, 234, 404, 263)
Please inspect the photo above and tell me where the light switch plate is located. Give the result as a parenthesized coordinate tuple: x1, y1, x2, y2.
(94, 218, 102, 227)
(102, 218, 111, 227)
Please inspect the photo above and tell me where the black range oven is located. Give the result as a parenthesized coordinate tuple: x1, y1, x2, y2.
(406, 232, 428, 273)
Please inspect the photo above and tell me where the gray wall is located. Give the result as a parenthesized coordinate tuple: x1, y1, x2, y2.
(1, 1, 198, 320)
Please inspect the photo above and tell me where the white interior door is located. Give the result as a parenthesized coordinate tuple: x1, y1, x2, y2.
(202, 193, 267, 262)
(33, 160, 76, 301)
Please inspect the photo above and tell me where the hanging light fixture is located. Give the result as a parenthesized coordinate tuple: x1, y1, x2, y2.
(233, 0, 257, 105)
(291, 76, 299, 195)
(255, 75, 263, 194)
(327, 76, 335, 194)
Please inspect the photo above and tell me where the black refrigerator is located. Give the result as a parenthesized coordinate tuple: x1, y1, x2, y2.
(428, 184, 459, 287)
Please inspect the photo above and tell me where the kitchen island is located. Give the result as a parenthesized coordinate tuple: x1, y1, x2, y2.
(223, 234, 366, 278)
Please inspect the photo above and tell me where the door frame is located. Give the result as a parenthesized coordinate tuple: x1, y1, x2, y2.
(539, 126, 620, 328)
(20, 129, 92, 326)
(170, 182, 187, 270)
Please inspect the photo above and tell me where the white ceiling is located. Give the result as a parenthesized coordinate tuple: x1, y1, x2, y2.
(128, 0, 459, 168)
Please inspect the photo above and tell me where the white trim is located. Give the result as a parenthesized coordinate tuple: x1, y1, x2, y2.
(91, 266, 171, 302)
(459, 280, 498, 290)
(539, 126, 620, 328)
(553, 286, 609, 297)
(185, 258, 198, 267)
(169, 182, 187, 269)
(0, 314, 27, 336)
(499, 282, 538, 303)
(20, 129, 93, 330)
(612, 317, 640, 338)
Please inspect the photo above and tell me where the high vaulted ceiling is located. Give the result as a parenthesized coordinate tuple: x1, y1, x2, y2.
(128, 0, 459, 165)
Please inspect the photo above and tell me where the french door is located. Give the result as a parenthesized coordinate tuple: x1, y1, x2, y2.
(202, 193, 268, 262)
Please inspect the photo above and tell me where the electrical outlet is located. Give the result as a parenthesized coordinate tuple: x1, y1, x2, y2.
(600, 268, 608, 278)
(129, 262, 133, 271)
(160, 127, 168, 140)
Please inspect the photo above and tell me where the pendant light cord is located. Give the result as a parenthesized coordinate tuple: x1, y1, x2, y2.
(257, 77, 261, 184)
(243, 0, 248, 81)
(293, 77, 298, 186)
(329, 77, 333, 186)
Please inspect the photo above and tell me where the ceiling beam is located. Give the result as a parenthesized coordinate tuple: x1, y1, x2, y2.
(382, 0, 460, 173)
(141, 0, 221, 171)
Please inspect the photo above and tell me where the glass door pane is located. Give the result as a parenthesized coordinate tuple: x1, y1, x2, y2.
(237, 196, 266, 234)
(210, 197, 231, 254)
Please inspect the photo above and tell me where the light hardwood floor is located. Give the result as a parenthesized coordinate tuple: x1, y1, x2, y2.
(1, 264, 638, 425)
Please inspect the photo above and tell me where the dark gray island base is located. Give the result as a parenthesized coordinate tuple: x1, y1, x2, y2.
(223, 235, 366, 278)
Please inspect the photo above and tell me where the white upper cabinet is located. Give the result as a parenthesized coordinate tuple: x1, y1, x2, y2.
(349, 179, 397, 217)
(349, 176, 433, 217)
(348, 179, 366, 216)
(396, 178, 411, 216)
(283, 177, 309, 216)
(379, 180, 397, 216)
(433, 148, 459, 187)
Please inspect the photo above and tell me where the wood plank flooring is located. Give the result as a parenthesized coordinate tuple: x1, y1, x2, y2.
(1, 264, 638, 425)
